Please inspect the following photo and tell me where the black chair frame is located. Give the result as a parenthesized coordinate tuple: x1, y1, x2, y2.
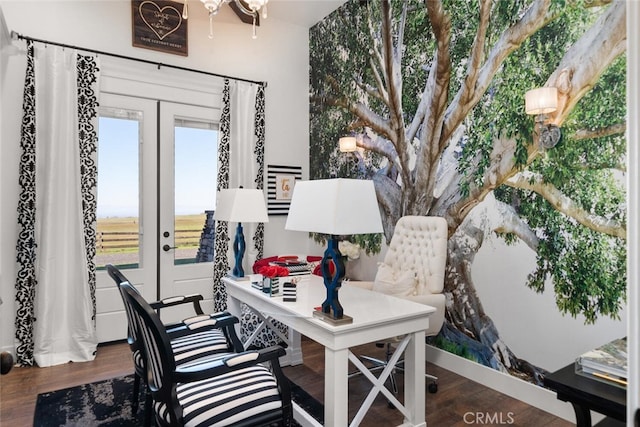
(106, 264, 244, 424)
(120, 282, 293, 427)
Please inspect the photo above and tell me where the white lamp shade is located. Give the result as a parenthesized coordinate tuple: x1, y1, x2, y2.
(339, 136, 357, 153)
(285, 178, 383, 235)
(525, 87, 558, 115)
(214, 188, 269, 223)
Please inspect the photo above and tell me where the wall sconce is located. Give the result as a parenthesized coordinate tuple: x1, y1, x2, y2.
(339, 135, 366, 158)
(339, 136, 357, 152)
(525, 87, 562, 150)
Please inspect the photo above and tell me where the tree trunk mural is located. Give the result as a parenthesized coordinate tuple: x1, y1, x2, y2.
(310, 0, 627, 384)
(444, 197, 548, 383)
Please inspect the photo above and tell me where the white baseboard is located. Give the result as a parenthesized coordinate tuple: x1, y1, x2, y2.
(427, 344, 606, 424)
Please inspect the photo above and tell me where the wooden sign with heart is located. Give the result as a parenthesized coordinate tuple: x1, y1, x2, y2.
(131, 0, 188, 56)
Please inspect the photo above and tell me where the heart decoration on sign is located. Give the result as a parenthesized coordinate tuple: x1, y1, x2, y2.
(138, 1, 182, 41)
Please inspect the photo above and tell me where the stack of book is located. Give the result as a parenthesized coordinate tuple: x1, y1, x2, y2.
(270, 260, 311, 277)
(575, 337, 627, 388)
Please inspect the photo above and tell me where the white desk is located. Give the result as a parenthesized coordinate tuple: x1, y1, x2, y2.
(223, 275, 434, 427)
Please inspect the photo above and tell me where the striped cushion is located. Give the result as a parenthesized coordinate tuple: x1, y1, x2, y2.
(171, 329, 231, 366)
(172, 364, 282, 427)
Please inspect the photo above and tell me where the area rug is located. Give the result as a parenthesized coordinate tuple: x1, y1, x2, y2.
(33, 374, 323, 426)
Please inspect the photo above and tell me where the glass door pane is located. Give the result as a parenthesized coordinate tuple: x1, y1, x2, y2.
(173, 122, 218, 265)
(94, 93, 158, 344)
(159, 102, 219, 322)
(96, 111, 141, 269)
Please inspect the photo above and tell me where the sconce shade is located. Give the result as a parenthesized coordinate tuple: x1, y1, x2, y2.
(214, 188, 269, 224)
(525, 87, 558, 115)
(285, 178, 383, 236)
(339, 136, 357, 153)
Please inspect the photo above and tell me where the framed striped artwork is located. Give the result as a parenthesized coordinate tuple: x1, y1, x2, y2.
(266, 165, 302, 215)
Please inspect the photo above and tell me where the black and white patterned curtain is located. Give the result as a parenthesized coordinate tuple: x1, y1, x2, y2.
(213, 79, 232, 312)
(14, 40, 37, 367)
(253, 84, 266, 261)
(212, 79, 266, 312)
(14, 41, 100, 367)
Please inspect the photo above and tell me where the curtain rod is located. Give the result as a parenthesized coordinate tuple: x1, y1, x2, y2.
(11, 31, 266, 87)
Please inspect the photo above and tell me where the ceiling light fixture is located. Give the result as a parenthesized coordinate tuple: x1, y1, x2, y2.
(182, 0, 268, 40)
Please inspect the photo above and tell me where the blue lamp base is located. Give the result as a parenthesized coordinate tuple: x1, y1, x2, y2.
(313, 236, 353, 325)
(228, 222, 248, 280)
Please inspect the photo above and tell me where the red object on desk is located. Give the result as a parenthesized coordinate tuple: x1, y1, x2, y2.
(253, 255, 329, 277)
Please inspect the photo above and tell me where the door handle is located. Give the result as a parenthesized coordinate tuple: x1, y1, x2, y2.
(163, 244, 177, 252)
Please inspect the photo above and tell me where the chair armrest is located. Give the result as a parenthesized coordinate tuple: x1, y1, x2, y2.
(165, 311, 238, 331)
(184, 311, 239, 328)
(175, 346, 286, 383)
(149, 294, 205, 315)
(165, 311, 244, 352)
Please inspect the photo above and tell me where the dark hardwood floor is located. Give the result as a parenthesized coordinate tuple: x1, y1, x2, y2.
(1, 337, 573, 426)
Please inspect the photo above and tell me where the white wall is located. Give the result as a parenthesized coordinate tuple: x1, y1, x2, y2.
(472, 236, 627, 373)
(0, 0, 318, 354)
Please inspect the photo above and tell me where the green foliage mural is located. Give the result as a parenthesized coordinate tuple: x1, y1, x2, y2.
(309, 0, 626, 384)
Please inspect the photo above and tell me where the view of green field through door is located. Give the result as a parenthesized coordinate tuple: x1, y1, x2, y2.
(95, 94, 219, 341)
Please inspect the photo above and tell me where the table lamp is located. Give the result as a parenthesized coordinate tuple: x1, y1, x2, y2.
(285, 178, 383, 324)
(214, 188, 269, 279)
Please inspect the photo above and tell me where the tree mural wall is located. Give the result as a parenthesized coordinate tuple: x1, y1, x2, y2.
(309, 0, 626, 384)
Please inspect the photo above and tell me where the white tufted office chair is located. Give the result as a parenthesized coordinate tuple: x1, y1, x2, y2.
(349, 215, 447, 393)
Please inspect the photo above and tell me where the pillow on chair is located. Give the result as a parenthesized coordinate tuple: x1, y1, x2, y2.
(372, 263, 417, 297)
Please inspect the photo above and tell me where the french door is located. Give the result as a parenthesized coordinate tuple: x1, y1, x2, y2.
(95, 93, 220, 342)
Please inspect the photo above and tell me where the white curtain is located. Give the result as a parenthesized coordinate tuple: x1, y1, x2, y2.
(228, 81, 261, 272)
(31, 45, 98, 366)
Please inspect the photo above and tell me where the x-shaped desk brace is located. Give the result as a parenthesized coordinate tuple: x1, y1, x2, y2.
(348, 335, 412, 426)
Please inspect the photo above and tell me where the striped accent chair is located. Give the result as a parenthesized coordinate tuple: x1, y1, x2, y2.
(120, 282, 293, 427)
(107, 265, 244, 425)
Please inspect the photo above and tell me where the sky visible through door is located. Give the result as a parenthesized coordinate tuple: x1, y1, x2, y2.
(98, 117, 218, 218)
(96, 115, 218, 267)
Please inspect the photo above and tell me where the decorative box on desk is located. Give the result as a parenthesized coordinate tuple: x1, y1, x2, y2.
(249, 274, 280, 296)
(282, 282, 297, 302)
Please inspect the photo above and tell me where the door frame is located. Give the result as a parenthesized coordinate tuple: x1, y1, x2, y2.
(96, 58, 224, 342)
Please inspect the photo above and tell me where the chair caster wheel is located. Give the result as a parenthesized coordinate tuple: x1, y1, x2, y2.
(428, 382, 438, 393)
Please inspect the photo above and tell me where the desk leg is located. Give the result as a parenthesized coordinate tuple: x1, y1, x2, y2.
(404, 330, 426, 427)
(325, 347, 349, 427)
(225, 294, 243, 344)
(570, 402, 592, 427)
(287, 329, 303, 366)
